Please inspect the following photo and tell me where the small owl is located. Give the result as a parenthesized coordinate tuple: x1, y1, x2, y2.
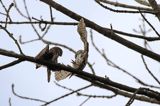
(35, 45, 63, 82)
(55, 50, 87, 81)
(72, 50, 87, 70)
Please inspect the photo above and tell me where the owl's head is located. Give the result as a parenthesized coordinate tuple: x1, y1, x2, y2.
(75, 50, 84, 58)
(49, 47, 63, 56)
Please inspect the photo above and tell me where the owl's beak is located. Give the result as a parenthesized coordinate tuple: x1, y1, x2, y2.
(59, 52, 63, 56)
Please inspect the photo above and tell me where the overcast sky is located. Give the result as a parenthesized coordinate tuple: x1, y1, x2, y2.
(0, 0, 160, 106)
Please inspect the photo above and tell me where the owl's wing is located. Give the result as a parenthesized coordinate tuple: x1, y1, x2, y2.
(35, 45, 49, 69)
(55, 70, 71, 81)
(51, 54, 58, 63)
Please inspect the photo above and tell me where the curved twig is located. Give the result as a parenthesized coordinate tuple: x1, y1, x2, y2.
(12, 84, 47, 103)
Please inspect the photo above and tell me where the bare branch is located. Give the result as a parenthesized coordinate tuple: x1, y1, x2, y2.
(141, 55, 160, 85)
(0, 0, 13, 24)
(0, 21, 77, 25)
(96, 0, 152, 11)
(0, 20, 159, 41)
(1, 0, 160, 105)
(125, 88, 141, 106)
(40, 0, 160, 62)
(79, 97, 91, 106)
(55, 81, 116, 99)
(0, 59, 23, 70)
(87, 62, 96, 75)
(41, 84, 92, 106)
(23, 0, 41, 38)
(139, 10, 160, 37)
(0, 48, 160, 103)
(12, 84, 47, 103)
(9, 98, 11, 106)
(4, 3, 14, 28)
(113, 29, 159, 41)
(49, 6, 54, 22)
(13, 0, 28, 19)
(79, 74, 160, 104)
(95, 0, 152, 14)
(90, 29, 160, 89)
(0, 25, 24, 54)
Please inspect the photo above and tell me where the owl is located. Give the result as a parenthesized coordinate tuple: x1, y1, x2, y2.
(55, 50, 87, 81)
(35, 45, 63, 82)
(72, 50, 87, 70)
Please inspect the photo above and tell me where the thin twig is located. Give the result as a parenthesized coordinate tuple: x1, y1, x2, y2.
(12, 84, 47, 103)
(0, 12, 6, 16)
(87, 62, 95, 75)
(0, 21, 77, 25)
(90, 29, 160, 89)
(4, 3, 14, 28)
(55, 81, 117, 99)
(79, 97, 91, 106)
(96, 0, 152, 11)
(13, 0, 28, 19)
(113, 29, 160, 41)
(0, 0, 7, 11)
(31, 17, 52, 38)
(126, 88, 141, 106)
(0, 59, 23, 70)
(0, 0, 12, 22)
(133, 14, 152, 50)
(0, 25, 24, 54)
(41, 84, 92, 106)
(49, 6, 54, 22)
(95, 0, 153, 14)
(41, 24, 51, 38)
(9, 98, 11, 106)
(19, 36, 39, 44)
(141, 55, 160, 85)
(23, 0, 41, 38)
(139, 10, 160, 37)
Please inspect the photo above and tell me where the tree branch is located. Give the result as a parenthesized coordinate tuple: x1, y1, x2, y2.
(40, 0, 160, 63)
(96, 0, 152, 11)
(12, 84, 47, 103)
(0, 48, 160, 103)
(0, 59, 23, 70)
(41, 84, 92, 106)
